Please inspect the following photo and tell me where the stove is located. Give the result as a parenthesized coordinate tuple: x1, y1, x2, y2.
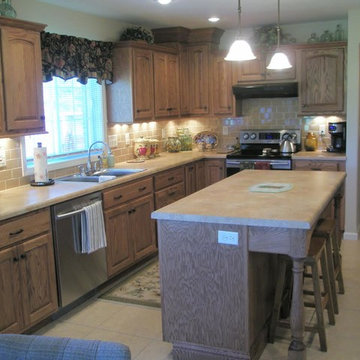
(226, 129, 301, 175)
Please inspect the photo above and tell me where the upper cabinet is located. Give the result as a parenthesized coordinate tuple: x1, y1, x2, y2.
(299, 44, 345, 115)
(232, 47, 297, 84)
(0, 18, 46, 138)
(107, 41, 180, 123)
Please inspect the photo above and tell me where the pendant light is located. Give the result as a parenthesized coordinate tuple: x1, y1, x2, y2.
(225, 0, 256, 61)
(266, 0, 292, 69)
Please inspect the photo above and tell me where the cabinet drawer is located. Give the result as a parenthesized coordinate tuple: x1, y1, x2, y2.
(103, 177, 153, 209)
(154, 167, 184, 191)
(0, 208, 51, 249)
(293, 160, 339, 171)
(155, 182, 185, 209)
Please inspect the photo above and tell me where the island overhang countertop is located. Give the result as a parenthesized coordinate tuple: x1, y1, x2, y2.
(152, 170, 346, 230)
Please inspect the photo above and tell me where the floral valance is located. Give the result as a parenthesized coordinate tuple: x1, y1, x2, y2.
(41, 32, 114, 85)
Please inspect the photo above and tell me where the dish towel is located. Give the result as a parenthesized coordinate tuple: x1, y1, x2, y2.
(80, 201, 107, 254)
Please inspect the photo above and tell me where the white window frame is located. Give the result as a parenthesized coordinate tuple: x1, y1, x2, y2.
(21, 82, 108, 176)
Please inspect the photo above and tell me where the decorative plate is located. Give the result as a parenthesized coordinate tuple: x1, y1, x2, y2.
(193, 131, 218, 151)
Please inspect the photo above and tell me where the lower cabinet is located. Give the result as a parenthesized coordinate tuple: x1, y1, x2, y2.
(103, 177, 156, 278)
(0, 209, 57, 334)
(293, 159, 346, 231)
(205, 159, 225, 187)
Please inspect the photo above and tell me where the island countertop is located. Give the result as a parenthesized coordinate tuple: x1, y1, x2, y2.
(152, 169, 346, 229)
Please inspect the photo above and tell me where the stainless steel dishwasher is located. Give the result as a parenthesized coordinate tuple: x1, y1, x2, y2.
(51, 192, 107, 308)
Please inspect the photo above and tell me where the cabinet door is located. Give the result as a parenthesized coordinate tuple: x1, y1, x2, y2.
(205, 159, 225, 187)
(299, 47, 344, 114)
(232, 52, 265, 83)
(129, 194, 156, 261)
(179, 46, 190, 115)
(212, 55, 232, 115)
(195, 160, 206, 191)
(105, 204, 134, 277)
(188, 45, 209, 115)
(0, 246, 23, 333)
(185, 162, 197, 196)
(1, 26, 44, 131)
(293, 160, 340, 171)
(18, 233, 57, 328)
(154, 52, 179, 117)
(133, 48, 154, 120)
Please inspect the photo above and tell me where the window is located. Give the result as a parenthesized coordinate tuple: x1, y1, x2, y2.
(22, 77, 106, 174)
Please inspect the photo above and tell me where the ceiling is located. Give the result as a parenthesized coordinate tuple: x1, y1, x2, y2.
(38, 0, 357, 30)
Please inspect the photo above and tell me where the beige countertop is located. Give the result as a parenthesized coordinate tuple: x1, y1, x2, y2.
(152, 170, 346, 230)
(0, 151, 226, 221)
(292, 150, 346, 160)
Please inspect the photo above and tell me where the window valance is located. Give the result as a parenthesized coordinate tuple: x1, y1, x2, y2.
(41, 32, 114, 85)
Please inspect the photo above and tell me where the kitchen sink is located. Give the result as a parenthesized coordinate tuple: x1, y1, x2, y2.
(57, 168, 146, 183)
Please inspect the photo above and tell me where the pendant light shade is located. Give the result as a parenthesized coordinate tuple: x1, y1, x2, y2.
(266, 0, 292, 70)
(225, 0, 256, 62)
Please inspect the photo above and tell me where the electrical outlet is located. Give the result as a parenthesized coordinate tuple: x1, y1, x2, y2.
(218, 230, 238, 246)
(125, 133, 130, 146)
(108, 135, 117, 148)
(0, 146, 5, 167)
(319, 124, 326, 136)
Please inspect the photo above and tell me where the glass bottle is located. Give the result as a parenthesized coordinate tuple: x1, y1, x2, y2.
(334, 24, 344, 41)
(0, 0, 16, 18)
(166, 137, 181, 153)
(307, 33, 318, 44)
(320, 30, 333, 43)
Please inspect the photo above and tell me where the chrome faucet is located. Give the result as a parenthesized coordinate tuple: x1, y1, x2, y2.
(87, 141, 111, 174)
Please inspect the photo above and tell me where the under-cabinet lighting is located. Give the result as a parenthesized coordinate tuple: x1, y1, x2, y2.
(158, 0, 172, 4)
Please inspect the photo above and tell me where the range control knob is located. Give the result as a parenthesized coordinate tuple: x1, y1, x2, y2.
(250, 133, 257, 140)
(243, 133, 249, 140)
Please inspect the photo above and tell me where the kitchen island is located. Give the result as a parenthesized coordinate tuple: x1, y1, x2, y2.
(152, 170, 346, 360)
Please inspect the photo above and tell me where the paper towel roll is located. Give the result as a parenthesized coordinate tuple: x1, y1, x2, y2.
(34, 143, 48, 183)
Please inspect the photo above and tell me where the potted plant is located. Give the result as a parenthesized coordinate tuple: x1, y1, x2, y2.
(119, 26, 154, 44)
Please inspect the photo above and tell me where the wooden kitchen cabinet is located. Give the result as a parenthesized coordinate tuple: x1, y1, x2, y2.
(103, 177, 156, 277)
(205, 159, 225, 187)
(154, 166, 185, 209)
(154, 51, 180, 117)
(232, 48, 296, 84)
(299, 45, 345, 115)
(212, 53, 233, 115)
(179, 46, 190, 115)
(0, 208, 57, 334)
(0, 18, 46, 138)
(195, 160, 206, 191)
(188, 45, 210, 115)
(185, 160, 206, 195)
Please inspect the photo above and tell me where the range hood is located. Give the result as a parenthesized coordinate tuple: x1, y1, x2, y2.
(232, 82, 298, 99)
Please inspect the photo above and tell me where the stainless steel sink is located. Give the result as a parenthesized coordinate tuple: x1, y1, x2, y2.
(57, 168, 146, 183)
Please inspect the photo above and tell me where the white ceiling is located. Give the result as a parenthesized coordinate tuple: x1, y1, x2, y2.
(38, 0, 358, 29)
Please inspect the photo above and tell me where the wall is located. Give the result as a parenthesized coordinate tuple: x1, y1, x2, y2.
(344, 8, 360, 240)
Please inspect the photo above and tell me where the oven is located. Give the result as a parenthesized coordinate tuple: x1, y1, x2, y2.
(226, 129, 301, 177)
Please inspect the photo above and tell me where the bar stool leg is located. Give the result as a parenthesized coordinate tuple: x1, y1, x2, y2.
(324, 236, 338, 314)
(320, 249, 335, 325)
(333, 236, 345, 294)
(311, 259, 327, 352)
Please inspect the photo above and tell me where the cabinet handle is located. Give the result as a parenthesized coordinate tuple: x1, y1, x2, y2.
(113, 195, 123, 200)
(168, 176, 175, 181)
(188, 167, 194, 171)
(228, 106, 231, 110)
(167, 107, 173, 111)
(13, 257, 19, 262)
(128, 209, 136, 214)
(20, 254, 27, 260)
(311, 168, 321, 171)
(138, 186, 146, 191)
(9, 229, 24, 236)
(168, 191, 176, 196)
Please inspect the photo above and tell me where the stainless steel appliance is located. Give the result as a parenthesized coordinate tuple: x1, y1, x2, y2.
(327, 122, 346, 153)
(52, 192, 107, 308)
(226, 129, 301, 176)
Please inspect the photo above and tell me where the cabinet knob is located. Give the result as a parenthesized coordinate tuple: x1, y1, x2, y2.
(168, 191, 176, 196)
(9, 229, 24, 236)
(20, 254, 27, 260)
(40, 115, 45, 120)
(168, 176, 174, 181)
(113, 195, 123, 200)
(13, 257, 19, 262)
(138, 186, 146, 191)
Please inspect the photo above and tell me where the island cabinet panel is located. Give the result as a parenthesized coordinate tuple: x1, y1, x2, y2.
(205, 159, 225, 187)
(0, 19, 46, 138)
(0, 208, 57, 334)
(153, 52, 180, 118)
(299, 46, 345, 114)
(188, 45, 210, 115)
(212, 54, 232, 115)
(103, 177, 156, 278)
(158, 221, 276, 359)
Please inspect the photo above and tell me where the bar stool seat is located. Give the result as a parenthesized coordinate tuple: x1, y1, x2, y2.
(269, 236, 335, 352)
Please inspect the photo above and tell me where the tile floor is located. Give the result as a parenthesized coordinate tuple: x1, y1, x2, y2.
(36, 239, 360, 360)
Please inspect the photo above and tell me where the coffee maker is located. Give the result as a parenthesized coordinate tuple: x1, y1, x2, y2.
(327, 122, 346, 153)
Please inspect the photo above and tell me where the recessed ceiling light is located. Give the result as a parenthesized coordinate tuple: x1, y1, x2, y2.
(158, 0, 172, 4)
(208, 17, 220, 23)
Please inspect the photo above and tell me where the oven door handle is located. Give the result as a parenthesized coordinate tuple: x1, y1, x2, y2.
(226, 160, 241, 166)
(269, 161, 289, 166)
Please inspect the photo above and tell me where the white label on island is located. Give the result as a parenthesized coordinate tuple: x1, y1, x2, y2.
(218, 230, 239, 246)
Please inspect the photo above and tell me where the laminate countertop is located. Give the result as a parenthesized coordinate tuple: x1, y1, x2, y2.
(152, 169, 346, 229)
(0, 151, 226, 221)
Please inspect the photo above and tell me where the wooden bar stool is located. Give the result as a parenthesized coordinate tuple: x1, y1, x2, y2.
(269, 236, 335, 352)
